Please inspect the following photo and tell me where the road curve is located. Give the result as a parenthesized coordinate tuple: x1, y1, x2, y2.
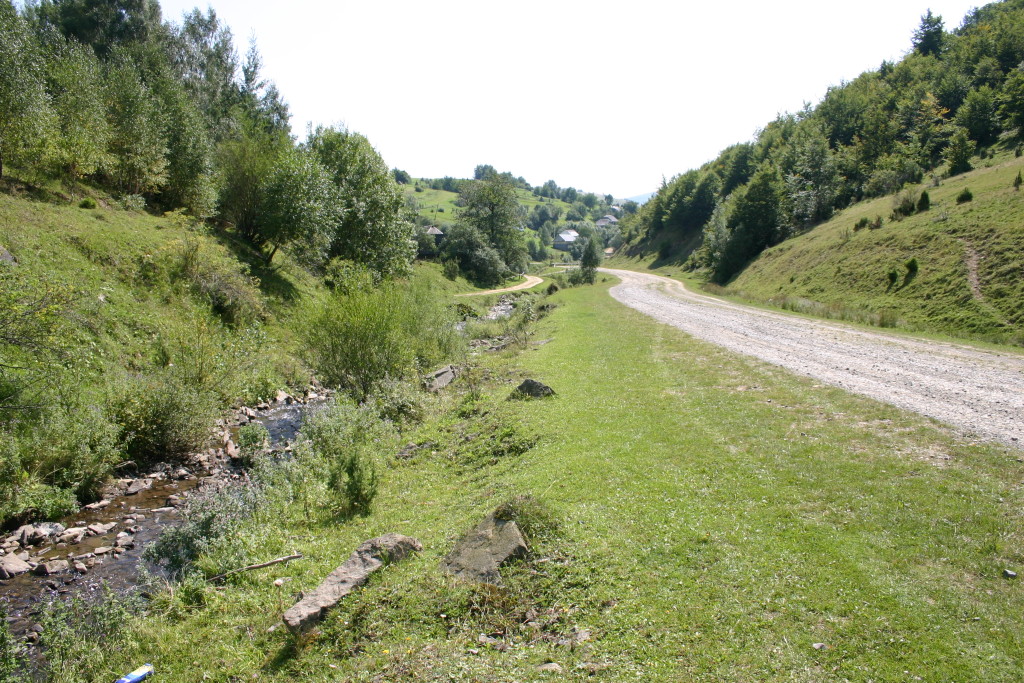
(456, 275, 544, 297)
(601, 267, 1024, 447)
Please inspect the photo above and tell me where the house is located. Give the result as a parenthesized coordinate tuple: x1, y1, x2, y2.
(552, 230, 579, 251)
(595, 214, 620, 227)
(604, 247, 615, 258)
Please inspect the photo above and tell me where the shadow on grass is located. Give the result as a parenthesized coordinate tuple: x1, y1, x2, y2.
(213, 229, 300, 302)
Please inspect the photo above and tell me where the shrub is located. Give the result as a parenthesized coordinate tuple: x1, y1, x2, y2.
(892, 190, 917, 218)
(107, 373, 217, 465)
(546, 282, 560, 295)
(957, 188, 973, 204)
(870, 215, 883, 229)
(366, 377, 426, 426)
(0, 605, 25, 681)
(905, 257, 919, 276)
(118, 194, 145, 211)
(297, 400, 388, 515)
(236, 422, 270, 467)
(1014, 171, 1022, 191)
(853, 217, 869, 231)
(887, 269, 899, 287)
(78, 197, 97, 209)
(916, 191, 930, 212)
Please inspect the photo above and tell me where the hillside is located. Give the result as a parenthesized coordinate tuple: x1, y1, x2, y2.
(731, 154, 1024, 341)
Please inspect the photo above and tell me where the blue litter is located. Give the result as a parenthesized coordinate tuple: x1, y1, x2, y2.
(115, 663, 154, 682)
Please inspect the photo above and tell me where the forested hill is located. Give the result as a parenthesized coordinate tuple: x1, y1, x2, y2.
(620, 0, 1024, 284)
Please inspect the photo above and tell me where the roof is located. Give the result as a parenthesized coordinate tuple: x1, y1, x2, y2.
(425, 226, 444, 235)
(555, 232, 578, 242)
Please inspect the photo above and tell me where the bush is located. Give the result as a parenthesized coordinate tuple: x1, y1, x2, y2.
(957, 187, 973, 204)
(108, 373, 217, 465)
(870, 215, 884, 230)
(892, 190, 917, 218)
(118, 194, 145, 211)
(0, 605, 25, 681)
(905, 257, 919, 276)
(887, 269, 899, 287)
(546, 282, 560, 295)
(366, 377, 426, 426)
(1014, 171, 1021, 191)
(853, 217, 869, 231)
(236, 422, 269, 467)
(297, 400, 389, 515)
(78, 197, 97, 209)
(302, 278, 463, 399)
(916, 191, 930, 212)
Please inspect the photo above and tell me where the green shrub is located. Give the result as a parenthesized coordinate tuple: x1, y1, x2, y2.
(887, 269, 899, 287)
(853, 217, 869, 231)
(905, 257, 919, 276)
(916, 191, 930, 212)
(546, 282, 560, 295)
(870, 215, 883, 229)
(892, 190, 917, 218)
(108, 373, 217, 465)
(0, 605, 25, 681)
(366, 377, 426, 426)
(77, 197, 97, 209)
(1014, 171, 1021, 191)
(118, 194, 145, 211)
(957, 187, 973, 204)
(236, 422, 270, 467)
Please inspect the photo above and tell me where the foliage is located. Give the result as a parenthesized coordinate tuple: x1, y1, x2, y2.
(216, 111, 289, 241)
(944, 126, 975, 176)
(258, 146, 338, 266)
(916, 190, 930, 212)
(0, 605, 25, 682)
(0, 2, 54, 179)
(103, 51, 168, 196)
(440, 223, 508, 287)
(957, 187, 974, 203)
(236, 422, 269, 467)
(458, 175, 528, 273)
(905, 257, 919, 275)
(579, 235, 602, 284)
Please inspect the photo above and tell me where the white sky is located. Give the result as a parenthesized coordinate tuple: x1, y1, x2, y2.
(156, 0, 983, 199)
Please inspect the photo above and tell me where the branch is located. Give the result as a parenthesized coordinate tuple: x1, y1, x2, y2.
(207, 553, 304, 583)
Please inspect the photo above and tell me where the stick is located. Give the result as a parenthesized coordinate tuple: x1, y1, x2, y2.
(207, 553, 304, 583)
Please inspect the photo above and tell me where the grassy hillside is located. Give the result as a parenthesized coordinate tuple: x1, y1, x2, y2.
(44, 277, 1024, 681)
(402, 181, 576, 228)
(727, 154, 1024, 343)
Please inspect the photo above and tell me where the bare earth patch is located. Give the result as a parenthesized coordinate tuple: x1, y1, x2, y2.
(602, 268, 1024, 448)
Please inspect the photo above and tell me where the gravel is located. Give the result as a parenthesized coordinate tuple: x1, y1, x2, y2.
(603, 268, 1024, 447)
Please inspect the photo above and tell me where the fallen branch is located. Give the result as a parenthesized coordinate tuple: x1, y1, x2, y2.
(207, 553, 304, 583)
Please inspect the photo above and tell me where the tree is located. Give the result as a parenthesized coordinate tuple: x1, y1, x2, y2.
(913, 10, 945, 57)
(440, 223, 506, 287)
(154, 73, 217, 216)
(259, 147, 338, 265)
(307, 125, 414, 280)
(944, 125, 974, 176)
(715, 163, 784, 283)
(473, 164, 496, 180)
(955, 86, 1000, 146)
(36, 0, 163, 57)
(999, 66, 1024, 132)
(458, 175, 527, 273)
(0, 3, 53, 179)
(167, 7, 238, 140)
(579, 234, 602, 283)
(103, 52, 167, 195)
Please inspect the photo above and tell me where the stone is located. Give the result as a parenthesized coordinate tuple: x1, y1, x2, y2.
(173, 468, 191, 480)
(537, 663, 563, 673)
(87, 522, 117, 536)
(73, 562, 88, 574)
(0, 245, 16, 265)
(115, 536, 134, 549)
(93, 546, 113, 556)
(32, 560, 69, 576)
(442, 511, 528, 585)
(19, 523, 63, 546)
(510, 378, 555, 399)
(0, 554, 32, 579)
(275, 390, 293, 405)
(57, 527, 87, 545)
(166, 495, 183, 507)
(84, 499, 111, 511)
(283, 533, 422, 633)
(124, 478, 154, 495)
(1004, 569, 1017, 579)
(424, 365, 458, 392)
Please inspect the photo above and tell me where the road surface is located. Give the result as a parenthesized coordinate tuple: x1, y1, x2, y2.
(457, 275, 544, 297)
(601, 268, 1024, 447)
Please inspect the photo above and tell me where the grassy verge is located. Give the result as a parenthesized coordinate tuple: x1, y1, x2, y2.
(42, 278, 1024, 681)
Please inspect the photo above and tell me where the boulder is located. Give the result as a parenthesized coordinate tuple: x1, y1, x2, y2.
(124, 478, 154, 495)
(442, 511, 528, 585)
(510, 379, 555, 399)
(0, 245, 15, 265)
(84, 499, 111, 511)
(0, 554, 32, 579)
(19, 523, 63, 546)
(423, 365, 458, 393)
(283, 533, 422, 633)
(32, 560, 69, 576)
(57, 527, 87, 545)
(87, 522, 117, 537)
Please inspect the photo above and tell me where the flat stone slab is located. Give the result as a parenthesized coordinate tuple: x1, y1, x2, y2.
(424, 365, 458, 392)
(442, 512, 528, 585)
(283, 533, 421, 633)
(0, 554, 32, 579)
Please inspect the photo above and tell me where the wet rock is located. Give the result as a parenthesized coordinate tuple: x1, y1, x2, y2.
(32, 560, 69, 576)
(87, 522, 117, 536)
(510, 379, 555, 399)
(283, 533, 422, 633)
(93, 546, 113, 556)
(173, 468, 191, 480)
(73, 561, 88, 574)
(115, 535, 134, 549)
(166, 495, 183, 507)
(0, 554, 32, 579)
(424, 365, 458, 392)
(57, 527, 87, 544)
(151, 507, 175, 514)
(20, 523, 63, 546)
(84, 499, 111, 511)
(124, 478, 154, 495)
(442, 511, 528, 585)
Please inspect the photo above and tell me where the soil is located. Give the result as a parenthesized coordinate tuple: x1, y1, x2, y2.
(602, 268, 1024, 448)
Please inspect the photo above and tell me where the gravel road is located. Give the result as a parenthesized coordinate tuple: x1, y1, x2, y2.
(602, 268, 1024, 447)
(457, 274, 544, 297)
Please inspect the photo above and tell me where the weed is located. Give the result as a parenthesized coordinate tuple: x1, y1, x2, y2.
(237, 422, 270, 467)
(854, 217, 869, 231)
(77, 197, 97, 209)
(0, 606, 26, 682)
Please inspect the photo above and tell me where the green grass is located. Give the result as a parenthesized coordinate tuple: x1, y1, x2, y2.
(402, 181, 577, 229)
(64, 278, 1024, 681)
(727, 154, 1024, 343)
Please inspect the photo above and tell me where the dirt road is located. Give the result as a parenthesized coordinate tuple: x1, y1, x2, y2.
(601, 268, 1024, 447)
(457, 275, 544, 297)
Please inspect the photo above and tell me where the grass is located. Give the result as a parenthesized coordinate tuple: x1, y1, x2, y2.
(56, 277, 1024, 681)
(401, 181, 578, 230)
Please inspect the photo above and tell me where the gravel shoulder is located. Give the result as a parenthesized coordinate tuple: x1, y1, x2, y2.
(601, 268, 1024, 447)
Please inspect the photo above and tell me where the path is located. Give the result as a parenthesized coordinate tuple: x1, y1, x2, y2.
(456, 274, 544, 297)
(601, 268, 1024, 447)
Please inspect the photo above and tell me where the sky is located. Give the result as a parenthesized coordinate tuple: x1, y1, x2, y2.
(156, 0, 984, 199)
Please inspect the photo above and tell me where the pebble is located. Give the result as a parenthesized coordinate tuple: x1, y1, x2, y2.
(1004, 569, 1017, 579)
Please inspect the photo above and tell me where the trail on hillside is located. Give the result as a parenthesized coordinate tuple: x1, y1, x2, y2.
(456, 275, 544, 297)
(601, 268, 1024, 447)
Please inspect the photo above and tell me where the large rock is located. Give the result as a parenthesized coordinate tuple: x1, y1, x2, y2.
(510, 379, 555, 399)
(124, 478, 154, 495)
(57, 527, 87, 545)
(19, 523, 64, 546)
(423, 365, 458, 393)
(0, 553, 32, 579)
(442, 511, 528, 585)
(0, 245, 15, 265)
(283, 533, 422, 633)
(33, 560, 69, 576)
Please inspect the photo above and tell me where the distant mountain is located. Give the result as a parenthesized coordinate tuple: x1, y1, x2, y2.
(626, 191, 655, 204)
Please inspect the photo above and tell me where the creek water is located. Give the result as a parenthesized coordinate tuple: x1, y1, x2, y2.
(0, 400, 315, 643)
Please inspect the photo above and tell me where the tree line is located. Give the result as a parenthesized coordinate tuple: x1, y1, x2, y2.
(0, 0, 412, 278)
(623, 0, 1024, 282)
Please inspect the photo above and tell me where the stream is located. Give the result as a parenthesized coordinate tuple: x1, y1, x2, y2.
(0, 397, 320, 643)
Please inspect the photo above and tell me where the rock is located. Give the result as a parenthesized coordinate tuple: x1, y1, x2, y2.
(0, 554, 32, 579)
(241, 406, 258, 419)
(57, 527, 87, 545)
(73, 561, 88, 574)
(226, 440, 240, 459)
(19, 523, 63, 546)
(32, 560, 69, 576)
(173, 468, 191, 480)
(283, 533, 422, 633)
(424, 365, 458, 392)
(510, 378, 555, 399)
(87, 522, 117, 536)
(124, 478, 154, 495)
(93, 546, 113, 556)
(275, 390, 293, 405)
(537, 663, 563, 673)
(0, 245, 16, 265)
(442, 511, 528, 585)
(1004, 569, 1017, 579)
(166, 495, 183, 507)
(84, 499, 111, 511)
(115, 535, 134, 549)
